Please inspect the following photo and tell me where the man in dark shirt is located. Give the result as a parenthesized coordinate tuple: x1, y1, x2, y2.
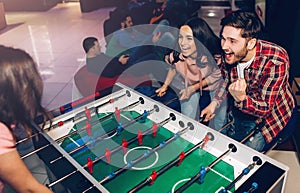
(83, 37, 129, 78)
(83, 37, 181, 113)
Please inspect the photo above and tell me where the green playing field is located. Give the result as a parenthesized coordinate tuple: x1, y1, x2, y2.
(60, 111, 235, 193)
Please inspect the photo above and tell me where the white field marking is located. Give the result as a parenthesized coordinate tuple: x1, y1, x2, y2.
(215, 187, 232, 193)
(210, 168, 232, 183)
(123, 146, 159, 170)
(103, 132, 117, 140)
(170, 168, 233, 193)
(121, 113, 131, 121)
(171, 178, 191, 193)
(69, 137, 81, 147)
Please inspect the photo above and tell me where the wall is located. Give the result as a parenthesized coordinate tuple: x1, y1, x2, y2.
(0, 2, 6, 30)
(79, 0, 127, 13)
(2, 0, 61, 11)
(265, 0, 300, 79)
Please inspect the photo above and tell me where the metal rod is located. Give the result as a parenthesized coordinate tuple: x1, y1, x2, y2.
(84, 114, 174, 167)
(81, 115, 176, 192)
(99, 123, 194, 184)
(175, 144, 237, 193)
(149, 92, 178, 107)
(240, 130, 256, 144)
(20, 98, 143, 161)
(164, 97, 179, 106)
(15, 93, 130, 145)
(128, 132, 214, 193)
(118, 97, 144, 112)
(245, 182, 259, 193)
(217, 120, 234, 133)
(47, 170, 78, 188)
(16, 132, 39, 145)
(21, 143, 50, 159)
(96, 92, 128, 111)
(220, 156, 262, 192)
(208, 145, 235, 170)
(50, 106, 157, 164)
(55, 98, 143, 144)
(82, 185, 95, 193)
(67, 107, 155, 155)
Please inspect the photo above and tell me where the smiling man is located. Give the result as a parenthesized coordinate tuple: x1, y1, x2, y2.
(201, 10, 296, 152)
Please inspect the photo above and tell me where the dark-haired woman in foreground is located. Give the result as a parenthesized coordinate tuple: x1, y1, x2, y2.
(0, 45, 53, 193)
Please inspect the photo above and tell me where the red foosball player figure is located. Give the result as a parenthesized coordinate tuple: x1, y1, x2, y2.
(177, 152, 185, 166)
(114, 107, 121, 122)
(200, 134, 210, 149)
(57, 121, 64, 127)
(105, 148, 112, 163)
(85, 107, 92, 121)
(87, 157, 93, 174)
(86, 121, 91, 136)
(122, 138, 128, 154)
(137, 130, 143, 145)
(150, 170, 157, 185)
(152, 122, 158, 137)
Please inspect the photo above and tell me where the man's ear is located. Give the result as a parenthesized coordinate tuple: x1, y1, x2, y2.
(247, 38, 257, 50)
(121, 22, 125, 29)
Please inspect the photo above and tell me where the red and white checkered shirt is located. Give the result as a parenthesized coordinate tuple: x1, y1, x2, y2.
(213, 40, 295, 143)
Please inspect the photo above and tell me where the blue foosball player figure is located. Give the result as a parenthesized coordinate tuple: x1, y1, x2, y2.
(140, 110, 148, 123)
(199, 166, 207, 184)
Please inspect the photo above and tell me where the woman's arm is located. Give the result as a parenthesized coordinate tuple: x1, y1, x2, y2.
(0, 150, 53, 193)
(156, 68, 177, 97)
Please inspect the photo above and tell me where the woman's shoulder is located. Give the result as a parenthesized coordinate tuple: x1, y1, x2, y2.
(0, 122, 14, 140)
(0, 121, 9, 131)
(0, 122, 16, 155)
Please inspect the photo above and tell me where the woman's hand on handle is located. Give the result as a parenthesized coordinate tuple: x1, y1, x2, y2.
(200, 101, 218, 122)
(178, 85, 196, 100)
(156, 84, 168, 97)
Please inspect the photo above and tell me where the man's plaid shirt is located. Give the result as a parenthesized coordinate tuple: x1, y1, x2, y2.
(213, 40, 295, 143)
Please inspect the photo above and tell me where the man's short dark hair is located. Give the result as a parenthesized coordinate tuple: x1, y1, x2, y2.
(83, 37, 98, 53)
(220, 10, 263, 39)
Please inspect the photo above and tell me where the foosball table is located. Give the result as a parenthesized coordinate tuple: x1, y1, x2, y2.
(26, 83, 288, 193)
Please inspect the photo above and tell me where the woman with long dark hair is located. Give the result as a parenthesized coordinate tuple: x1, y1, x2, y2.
(187, 17, 228, 129)
(0, 45, 53, 193)
(156, 17, 225, 123)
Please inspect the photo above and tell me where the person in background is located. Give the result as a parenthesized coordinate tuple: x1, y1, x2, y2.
(127, 0, 146, 11)
(105, 14, 175, 61)
(156, 17, 224, 121)
(0, 45, 53, 193)
(149, 1, 167, 24)
(201, 10, 296, 152)
(105, 13, 177, 87)
(83, 37, 129, 78)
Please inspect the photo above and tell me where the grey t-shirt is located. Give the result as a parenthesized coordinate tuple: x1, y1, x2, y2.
(86, 53, 127, 78)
